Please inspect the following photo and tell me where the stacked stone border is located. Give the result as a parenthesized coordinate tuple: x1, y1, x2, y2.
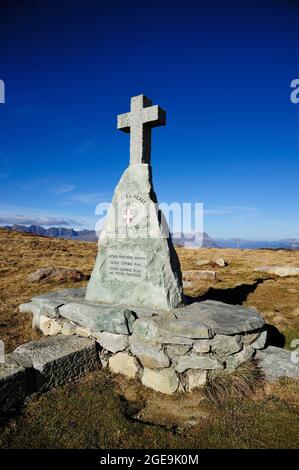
(1, 287, 270, 409)
(1, 287, 299, 409)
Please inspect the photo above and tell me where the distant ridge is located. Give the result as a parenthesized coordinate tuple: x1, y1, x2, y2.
(1, 224, 298, 249)
(2, 224, 218, 247)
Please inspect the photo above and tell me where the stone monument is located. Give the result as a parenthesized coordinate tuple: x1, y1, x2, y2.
(14, 94, 273, 398)
(86, 94, 184, 311)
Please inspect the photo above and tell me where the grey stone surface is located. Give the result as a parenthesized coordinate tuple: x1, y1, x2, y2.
(255, 266, 299, 277)
(192, 340, 211, 354)
(251, 330, 267, 350)
(256, 346, 299, 381)
(0, 356, 27, 409)
(177, 301, 265, 335)
(117, 94, 166, 166)
(166, 344, 192, 358)
(142, 367, 179, 394)
(85, 163, 184, 311)
(109, 352, 139, 378)
(184, 369, 207, 391)
(175, 355, 223, 373)
(159, 318, 212, 340)
(211, 334, 242, 357)
(225, 345, 254, 370)
(14, 336, 98, 392)
(58, 302, 136, 335)
(129, 337, 169, 369)
(95, 331, 128, 353)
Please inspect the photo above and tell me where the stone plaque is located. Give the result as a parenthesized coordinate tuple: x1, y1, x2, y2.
(106, 250, 147, 283)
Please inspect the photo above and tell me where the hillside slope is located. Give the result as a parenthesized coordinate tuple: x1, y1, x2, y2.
(0, 227, 298, 352)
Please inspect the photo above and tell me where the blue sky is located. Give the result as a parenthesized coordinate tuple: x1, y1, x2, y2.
(0, 0, 298, 239)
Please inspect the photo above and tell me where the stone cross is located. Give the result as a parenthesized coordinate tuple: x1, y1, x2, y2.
(117, 94, 166, 165)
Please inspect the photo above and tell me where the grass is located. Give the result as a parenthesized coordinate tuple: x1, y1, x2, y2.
(0, 228, 299, 448)
(0, 370, 298, 449)
(203, 360, 264, 406)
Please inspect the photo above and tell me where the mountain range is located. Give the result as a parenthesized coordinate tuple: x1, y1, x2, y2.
(2, 224, 299, 250)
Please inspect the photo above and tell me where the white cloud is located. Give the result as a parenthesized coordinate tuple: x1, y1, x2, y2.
(0, 214, 83, 227)
(53, 184, 76, 194)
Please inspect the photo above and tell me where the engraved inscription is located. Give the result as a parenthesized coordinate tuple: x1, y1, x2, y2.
(106, 251, 147, 282)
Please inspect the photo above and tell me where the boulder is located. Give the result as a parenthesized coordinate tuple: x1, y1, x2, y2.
(109, 352, 139, 378)
(14, 336, 98, 392)
(27, 267, 88, 284)
(256, 346, 299, 381)
(0, 356, 27, 409)
(58, 302, 136, 335)
(76, 326, 91, 337)
(255, 266, 299, 277)
(142, 367, 179, 394)
(95, 331, 128, 353)
(129, 337, 169, 369)
(211, 334, 242, 357)
(225, 345, 254, 370)
(175, 355, 223, 373)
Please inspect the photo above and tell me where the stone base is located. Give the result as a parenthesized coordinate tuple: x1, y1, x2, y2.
(18, 287, 269, 394)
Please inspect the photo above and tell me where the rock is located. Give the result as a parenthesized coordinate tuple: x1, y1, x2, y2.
(175, 355, 223, 373)
(61, 321, 76, 336)
(251, 330, 267, 350)
(256, 346, 299, 381)
(195, 259, 211, 267)
(109, 352, 139, 378)
(185, 369, 207, 391)
(183, 270, 216, 281)
(214, 257, 226, 267)
(85, 163, 184, 311)
(142, 367, 179, 394)
(27, 266, 88, 284)
(243, 331, 261, 345)
(133, 317, 160, 343)
(51, 268, 88, 283)
(166, 344, 192, 358)
(129, 337, 169, 369)
(193, 339, 211, 354)
(76, 326, 91, 337)
(27, 266, 56, 283)
(226, 345, 254, 370)
(211, 334, 242, 357)
(0, 356, 27, 409)
(19, 302, 41, 328)
(14, 336, 98, 392)
(39, 316, 62, 336)
(159, 318, 212, 340)
(38, 300, 62, 318)
(176, 301, 265, 335)
(95, 331, 128, 353)
(159, 334, 195, 345)
(58, 302, 136, 335)
(255, 266, 299, 277)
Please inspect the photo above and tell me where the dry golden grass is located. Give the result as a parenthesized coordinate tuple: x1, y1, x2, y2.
(1, 228, 299, 351)
(0, 229, 299, 448)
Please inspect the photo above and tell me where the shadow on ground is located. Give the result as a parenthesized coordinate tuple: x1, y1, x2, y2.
(186, 278, 266, 305)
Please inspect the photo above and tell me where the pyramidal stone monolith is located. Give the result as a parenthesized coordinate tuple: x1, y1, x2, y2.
(86, 94, 184, 311)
